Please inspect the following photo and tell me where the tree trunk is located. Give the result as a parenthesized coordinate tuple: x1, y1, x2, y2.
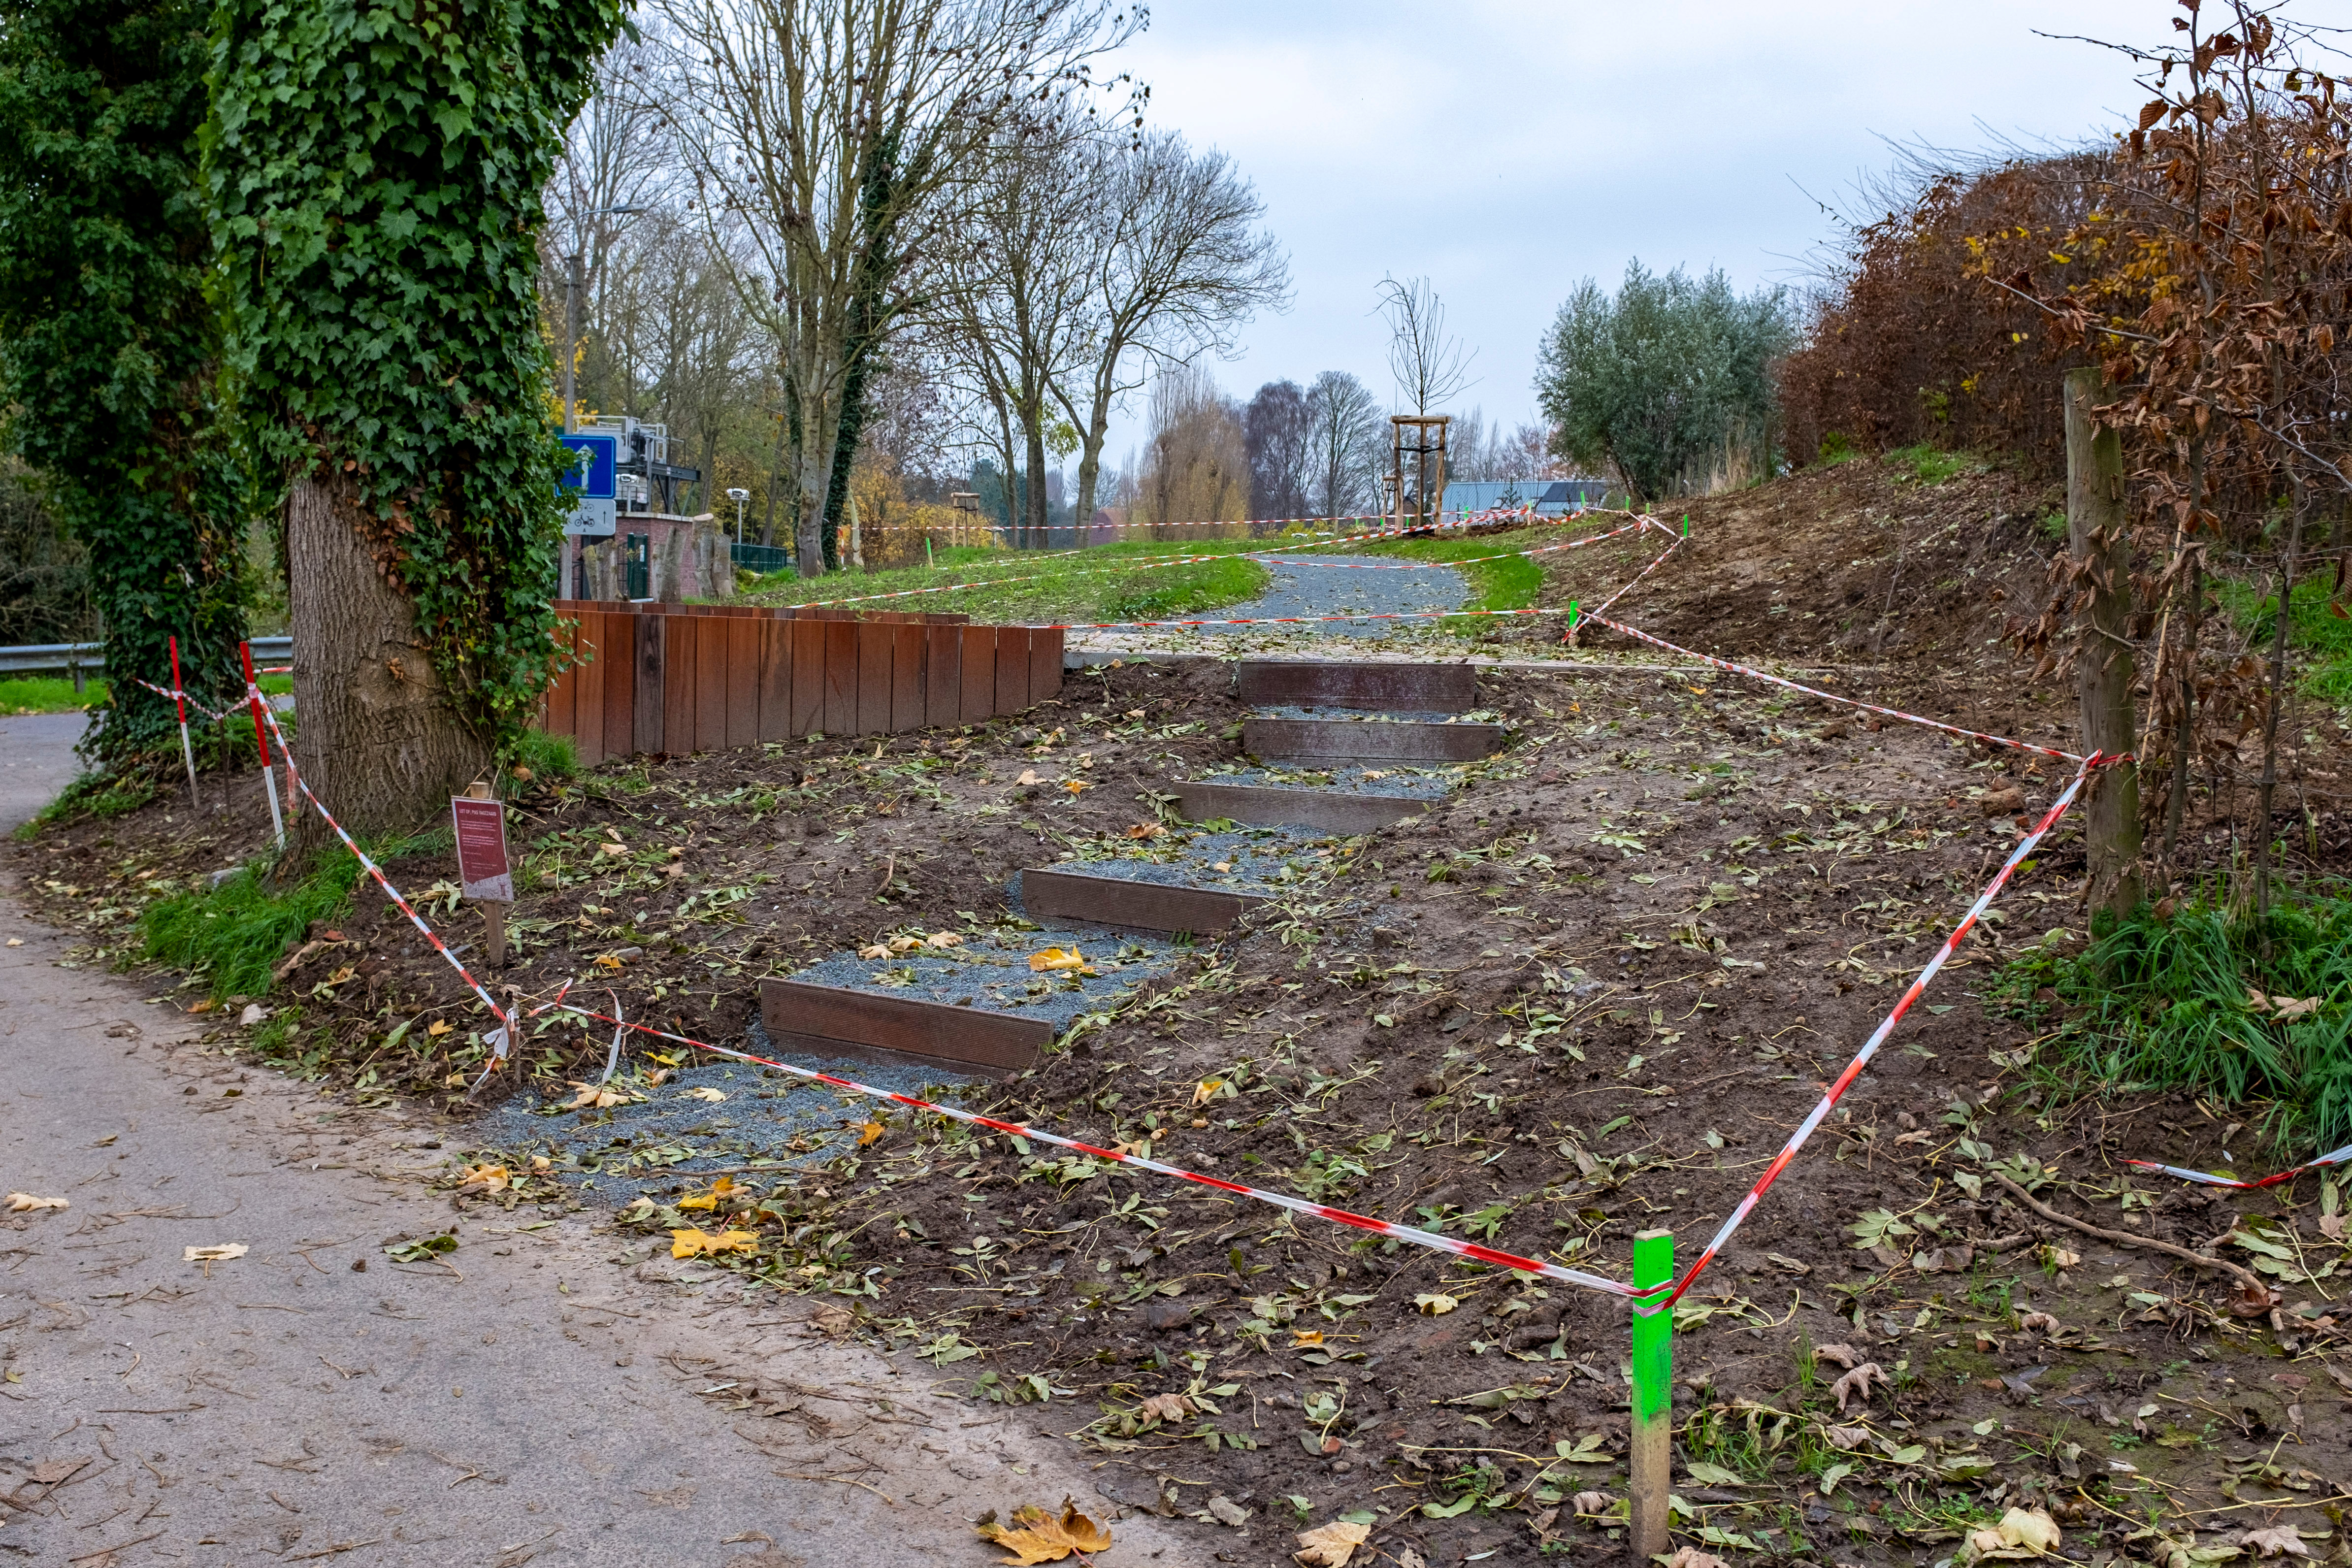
(2062, 366, 2142, 923)
(285, 472, 488, 850)
(1023, 399, 1051, 547)
(759, 408, 787, 549)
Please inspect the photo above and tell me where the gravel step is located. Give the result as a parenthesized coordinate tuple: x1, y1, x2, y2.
(1176, 780, 1432, 833)
(1020, 863, 1269, 935)
(1243, 714, 1505, 763)
(1237, 658, 1476, 711)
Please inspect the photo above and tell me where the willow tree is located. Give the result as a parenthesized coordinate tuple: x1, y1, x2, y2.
(0, 0, 250, 772)
(206, 0, 625, 837)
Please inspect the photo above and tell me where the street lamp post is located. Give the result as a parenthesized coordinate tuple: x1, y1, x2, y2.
(726, 487, 749, 545)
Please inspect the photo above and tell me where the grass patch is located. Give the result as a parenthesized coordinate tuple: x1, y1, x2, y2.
(0, 676, 105, 714)
(2215, 574, 2352, 711)
(508, 729, 578, 788)
(1997, 885, 2352, 1152)
(1885, 444, 1973, 486)
(742, 539, 1273, 626)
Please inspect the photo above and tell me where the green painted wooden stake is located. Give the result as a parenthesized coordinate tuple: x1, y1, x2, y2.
(1630, 1228, 1675, 1561)
(1566, 599, 1580, 645)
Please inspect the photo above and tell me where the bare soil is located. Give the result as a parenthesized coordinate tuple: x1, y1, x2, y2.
(14, 457, 2352, 1568)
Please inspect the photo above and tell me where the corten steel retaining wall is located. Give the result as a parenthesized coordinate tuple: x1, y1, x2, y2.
(538, 600, 1064, 765)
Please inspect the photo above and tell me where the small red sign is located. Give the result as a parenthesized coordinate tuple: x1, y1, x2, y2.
(451, 796, 513, 903)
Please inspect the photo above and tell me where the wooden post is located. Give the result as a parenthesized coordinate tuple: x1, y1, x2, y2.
(464, 781, 507, 970)
(2063, 367, 2142, 920)
(1629, 1228, 1675, 1562)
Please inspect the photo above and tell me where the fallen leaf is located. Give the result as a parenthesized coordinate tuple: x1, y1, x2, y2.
(4, 1192, 68, 1213)
(1191, 1078, 1225, 1107)
(1015, 769, 1042, 786)
(1028, 947, 1087, 973)
(857, 1120, 885, 1146)
(1821, 1424, 1872, 1451)
(1293, 1518, 1372, 1567)
(1413, 1292, 1459, 1316)
(1813, 1342, 1861, 1370)
(184, 1243, 248, 1263)
(1124, 822, 1166, 840)
(857, 944, 890, 960)
(1292, 1329, 1325, 1348)
(976, 1499, 1113, 1565)
(682, 1085, 727, 1103)
(238, 1003, 266, 1027)
(2241, 1527, 2312, 1559)
(926, 931, 963, 948)
(326, 965, 356, 985)
(1062, 780, 1088, 795)
(2018, 1310, 2062, 1333)
(678, 1176, 738, 1211)
(1969, 1506, 2062, 1558)
(669, 1228, 758, 1259)
(1765, 1252, 1812, 1275)
(565, 1082, 633, 1110)
(426, 1019, 453, 1038)
(454, 1163, 509, 1193)
(886, 934, 925, 953)
(1830, 1362, 1889, 1412)
(2041, 1245, 2081, 1269)
(597, 841, 628, 857)
(1571, 1490, 1615, 1516)
(2321, 1212, 2346, 1241)
(1205, 1495, 1250, 1528)
(1137, 1392, 1192, 1422)
(1662, 1550, 1729, 1568)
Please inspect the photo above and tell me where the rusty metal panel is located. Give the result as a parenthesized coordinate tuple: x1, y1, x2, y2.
(993, 626, 1033, 715)
(694, 613, 728, 749)
(758, 978, 1049, 1076)
(725, 617, 760, 750)
(1029, 626, 1063, 705)
(1175, 781, 1430, 834)
(822, 619, 859, 736)
(959, 626, 995, 723)
(790, 619, 825, 736)
(1019, 867, 1265, 935)
(542, 618, 575, 741)
(1242, 716, 1505, 764)
(889, 622, 924, 731)
(924, 625, 963, 729)
(662, 614, 700, 755)
(632, 613, 665, 757)
(855, 621, 893, 736)
(756, 621, 793, 743)
(595, 613, 628, 761)
(1237, 659, 1477, 712)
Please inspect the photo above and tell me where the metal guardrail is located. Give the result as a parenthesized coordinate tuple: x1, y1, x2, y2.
(0, 635, 291, 679)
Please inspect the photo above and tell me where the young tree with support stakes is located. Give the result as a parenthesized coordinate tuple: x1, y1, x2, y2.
(0, 0, 252, 775)
(205, 0, 628, 842)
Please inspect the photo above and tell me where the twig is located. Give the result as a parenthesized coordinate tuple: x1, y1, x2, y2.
(772, 1470, 897, 1504)
(1991, 1172, 2266, 1293)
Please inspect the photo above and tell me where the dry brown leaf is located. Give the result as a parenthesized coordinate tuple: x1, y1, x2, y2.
(1830, 1362, 1889, 1412)
(1663, 1549, 1728, 1568)
(976, 1499, 1113, 1565)
(1293, 1519, 1372, 1567)
(1191, 1078, 1225, 1107)
(1413, 1292, 1459, 1316)
(1015, 769, 1042, 786)
(4, 1192, 68, 1213)
(1292, 1329, 1325, 1348)
(1571, 1490, 1615, 1516)
(2242, 1527, 2312, 1559)
(2319, 1212, 2345, 1241)
(1812, 1341, 1861, 1370)
(1136, 1392, 1192, 1423)
(682, 1085, 727, 1103)
(565, 1081, 633, 1110)
(1969, 1506, 2062, 1558)
(1821, 1423, 1873, 1451)
(856, 943, 890, 960)
(926, 931, 963, 948)
(669, 1228, 758, 1259)
(2018, 1310, 2062, 1333)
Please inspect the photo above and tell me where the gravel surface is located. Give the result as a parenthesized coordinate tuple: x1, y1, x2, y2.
(1193, 551, 1468, 634)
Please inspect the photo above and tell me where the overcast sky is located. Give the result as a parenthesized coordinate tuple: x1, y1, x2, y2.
(1090, 0, 2171, 474)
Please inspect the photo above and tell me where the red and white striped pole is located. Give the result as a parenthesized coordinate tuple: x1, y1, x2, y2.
(239, 642, 285, 850)
(166, 635, 200, 808)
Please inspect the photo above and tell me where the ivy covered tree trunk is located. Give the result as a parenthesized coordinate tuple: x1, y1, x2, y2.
(208, 0, 625, 838)
(285, 473, 488, 834)
(0, 0, 250, 777)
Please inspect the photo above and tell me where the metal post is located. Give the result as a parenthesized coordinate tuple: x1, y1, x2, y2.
(167, 635, 200, 808)
(239, 642, 286, 850)
(1629, 1229, 1675, 1561)
(562, 253, 582, 436)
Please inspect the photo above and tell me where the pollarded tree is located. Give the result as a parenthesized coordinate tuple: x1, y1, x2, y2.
(206, 0, 627, 837)
(0, 0, 251, 773)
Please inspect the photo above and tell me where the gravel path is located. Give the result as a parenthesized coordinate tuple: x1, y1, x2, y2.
(1196, 551, 1467, 635)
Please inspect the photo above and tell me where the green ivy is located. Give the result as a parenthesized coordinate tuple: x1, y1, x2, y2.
(0, 0, 253, 769)
(203, 0, 625, 757)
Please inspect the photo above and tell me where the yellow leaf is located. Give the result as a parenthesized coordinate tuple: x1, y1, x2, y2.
(565, 1081, 633, 1110)
(1124, 822, 1165, 840)
(648, 1051, 684, 1067)
(1414, 1292, 1459, 1316)
(678, 1176, 737, 1211)
(976, 1500, 1113, 1565)
(594, 953, 623, 972)
(183, 1242, 249, 1263)
(1191, 1078, 1224, 1107)
(454, 1163, 510, 1192)
(887, 934, 925, 953)
(597, 841, 628, 857)
(682, 1085, 727, 1103)
(1293, 1518, 1372, 1566)
(326, 966, 356, 985)
(669, 1228, 758, 1259)
(427, 1019, 454, 1038)
(857, 1120, 885, 1146)
(1062, 780, 1088, 795)
(1969, 1506, 2062, 1558)
(1028, 947, 1087, 973)
(3, 1192, 68, 1213)
(1292, 1329, 1325, 1347)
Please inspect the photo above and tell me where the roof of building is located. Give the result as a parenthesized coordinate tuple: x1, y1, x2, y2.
(1448, 479, 1610, 515)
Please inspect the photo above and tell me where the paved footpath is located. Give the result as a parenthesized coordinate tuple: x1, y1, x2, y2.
(0, 717, 1182, 1567)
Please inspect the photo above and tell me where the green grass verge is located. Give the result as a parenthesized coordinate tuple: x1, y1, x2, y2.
(1997, 885, 2352, 1153)
(2216, 574, 2352, 711)
(1884, 444, 1975, 486)
(0, 677, 104, 714)
(741, 540, 1273, 627)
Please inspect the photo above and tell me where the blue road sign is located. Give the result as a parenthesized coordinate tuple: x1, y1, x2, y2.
(558, 433, 619, 500)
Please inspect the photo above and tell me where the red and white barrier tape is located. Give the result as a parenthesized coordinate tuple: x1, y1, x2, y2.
(1582, 611, 2085, 763)
(525, 998, 1646, 1302)
(249, 690, 513, 1087)
(2128, 1143, 2352, 1190)
(1573, 536, 1685, 641)
(130, 676, 244, 725)
(1660, 757, 2107, 1309)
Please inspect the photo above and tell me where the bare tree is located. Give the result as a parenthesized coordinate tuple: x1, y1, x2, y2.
(1303, 370, 1384, 518)
(1242, 379, 1314, 523)
(1376, 274, 1475, 415)
(652, 0, 1139, 574)
(1138, 363, 1246, 532)
(1051, 130, 1290, 531)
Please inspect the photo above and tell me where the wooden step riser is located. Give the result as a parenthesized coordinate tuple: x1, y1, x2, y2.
(1021, 867, 1267, 935)
(1176, 782, 1431, 834)
(758, 977, 1048, 1080)
(1237, 660, 1476, 712)
(1242, 717, 1503, 763)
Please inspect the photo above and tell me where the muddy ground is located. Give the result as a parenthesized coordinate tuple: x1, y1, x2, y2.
(13, 454, 2352, 1568)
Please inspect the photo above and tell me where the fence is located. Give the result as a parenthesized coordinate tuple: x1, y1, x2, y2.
(729, 541, 792, 575)
(538, 600, 1063, 765)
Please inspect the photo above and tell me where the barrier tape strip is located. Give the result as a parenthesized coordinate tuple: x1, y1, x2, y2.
(1581, 611, 2086, 763)
(131, 676, 244, 725)
(1575, 535, 1685, 636)
(525, 998, 1646, 1302)
(2127, 1144, 2352, 1190)
(248, 690, 513, 1085)
(1660, 756, 2107, 1309)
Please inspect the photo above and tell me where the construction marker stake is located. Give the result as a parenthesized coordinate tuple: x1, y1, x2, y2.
(1629, 1228, 1675, 1561)
(2128, 1141, 2352, 1191)
(165, 636, 203, 808)
(239, 642, 285, 850)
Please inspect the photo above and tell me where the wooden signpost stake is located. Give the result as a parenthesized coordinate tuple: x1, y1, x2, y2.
(1629, 1228, 1676, 1562)
(452, 782, 512, 969)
